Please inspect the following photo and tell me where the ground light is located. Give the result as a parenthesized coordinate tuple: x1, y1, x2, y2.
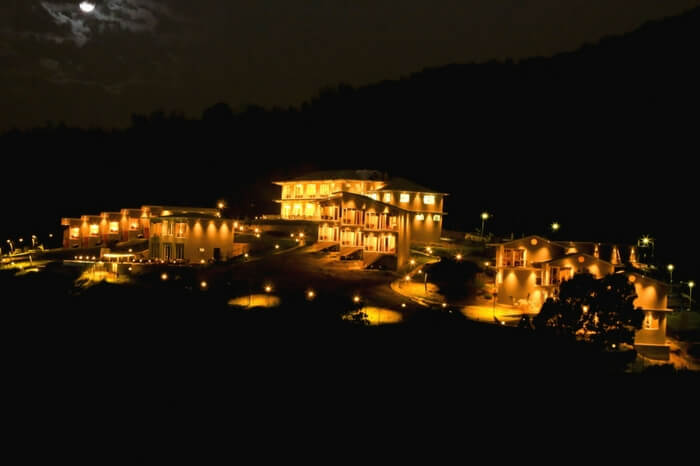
(161, 273, 168, 281)
(275, 244, 280, 249)
(200, 281, 207, 289)
(405, 275, 410, 281)
(265, 285, 272, 293)
(307, 290, 315, 300)
(410, 259, 416, 266)
(456, 253, 462, 260)
(551, 222, 560, 232)
(401, 303, 406, 308)
(353, 295, 361, 303)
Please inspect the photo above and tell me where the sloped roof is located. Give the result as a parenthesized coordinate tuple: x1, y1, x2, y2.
(286, 169, 384, 182)
(321, 191, 409, 214)
(374, 177, 444, 194)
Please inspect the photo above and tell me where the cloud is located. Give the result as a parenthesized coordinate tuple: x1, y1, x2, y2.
(38, 0, 179, 46)
(40, 57, 61, 70)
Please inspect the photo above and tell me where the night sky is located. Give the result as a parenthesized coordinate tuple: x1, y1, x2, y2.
(2, 0, 699, 131)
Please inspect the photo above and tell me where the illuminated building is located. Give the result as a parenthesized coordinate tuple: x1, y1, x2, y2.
(149, 212, 235, 263)
(273, 170, 446, 268)
(492, 235, 671, 359)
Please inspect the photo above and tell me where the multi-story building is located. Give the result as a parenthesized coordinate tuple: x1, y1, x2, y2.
(273, 170, 446, 268)
(148, 212, 235, 263)
(492, 235, 671, 359)
(62, 205, 220, 249)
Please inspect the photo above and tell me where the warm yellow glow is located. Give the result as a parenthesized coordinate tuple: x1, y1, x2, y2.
(383, 193, 392, 203)
(426, 247, 432, 254)
(690, 281, 695, 289)
(299, 232, 304, 238)
(275, 244, 280, 249)
(481, 212, 489, 220)
(130, 222, 139, 230)
(667, 264, 674, 271)
(128, 249, 133, 253)
(244, 253, 249, 258)
(442, 303, 447, 308)
(255, 234, 261, 238)
(642, 237, 650, 245)
(353, 295, 360, 303)
(199, 247, 205, 253)
(290, 233, 295, 237)
(582, 305, 589, 313)
(401, 303, 406, 308)
(161, 273, 168, 281)
(89, 224, 99, 236)
(405, 275, 410, 281)
(254, 228, 260, 233)
(307, 290, 315, 299)
(551, 222, 560, 232)
(485, 261, 490, 267)
(78, 256, 83, 260)
(70, 227, 80, 239)
(628, 274, 636, 283)
(239, 226, 244, 231)
(612, 344, 616, 349)
(415, 214, 425, 221)
(265, 285, 272, 293)
(128, 267, 132, 271)
(200, 281, 208, 289)
(400, 193, 410, 203)
(368, 193, 378, 201)
(108, 222, 119, 233)
(410, 259, 416, 265)
(432, 214, 441, 221)
(234, 222, 238, 228)
(578, 256, 585, 263)
(162, 210, 172, 216)
(456, 254, 462, 260)
(92, 256, 96, 260)
(200, 259, 205, 264)
(423, 195, 435, 205)
(530, 238, 538, 246)
(218, 202, 225, 209)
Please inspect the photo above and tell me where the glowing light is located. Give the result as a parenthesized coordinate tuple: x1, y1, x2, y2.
(582, 305, 589, 313)
(275, 244, 280, 249)
(485, 261, 490, 267)
(642, 236, 651, 245)
(578, 256, 585, 263)
(611, 344, 617, 349)
(19, 238, 24, 243)
(405, 275, 410, 281)
(79, 2, 95, 13)
(218, 202, 225, 209)
(551, 222, 560, 232)
(530, 238, 538, 246)
(244, 253, 249, 258)
(481, 212, 489, 220)
(49, 233, 54, 238)
(689, 281, 695, 289)
(456, 254, 462, 261)
(265, 285, 272, 293)
(92, 256, 96, 260)
(400, 193, 410, 203)
(426, 247, 432, 254)
(255, 234, 261, 238)
(290, 233, 295, 237)
(239, 227, 244, 231)
(299, 233, 304, 238)
(501, 321, 506, 326)
(307, 290, 315, 299)
(128, 249, 133, 253)
(415, 214, 425, 221)
(200, 281, 208, 289)
(442, 303, 447, 308)
(423, 195, 435, 205)
(200, 259, 205, 264)
(161, 273, 168, 281)
(410, 259, 416, 266)
(667, 264, 674, 272)
(628, 275, 636, 283)
(401, 303, 406, 308)
(128, 267, 132, 271)
(353, 295, 361, 303)
(254, 228, 260, 233)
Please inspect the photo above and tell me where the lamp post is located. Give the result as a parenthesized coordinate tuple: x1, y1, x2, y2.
(551, 222, 560, 234)
(6, 240, 13, 255)
(689, 281, 695, 312)
(481, 212, 490, 239)
(638, 236, 655, 263)
(667, 264, 674, 287)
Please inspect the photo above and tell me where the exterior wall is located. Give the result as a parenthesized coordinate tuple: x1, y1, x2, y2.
(410, 211, 442, 243)
(149, 218, 235, 262)
(497, 268, 541, 306)
(100, 213, 122, 244)
(80, 216, 103, 248)
(632, 279, 669, 311)
(374, 190, 444, 244)
(635, 311, 668, 346)
(544, 255, 615, 281)
(61, 219, 82, 248)
(277, 180, 387, 219)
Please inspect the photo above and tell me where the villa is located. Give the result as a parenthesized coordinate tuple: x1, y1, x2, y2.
(492, 235, 672, 359)
(273, 170, 447, 268)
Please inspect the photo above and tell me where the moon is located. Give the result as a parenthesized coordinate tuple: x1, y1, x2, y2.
(79, 2, 95, 13)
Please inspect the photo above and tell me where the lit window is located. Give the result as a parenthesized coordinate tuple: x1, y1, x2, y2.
(70, 227, 80, 239)
(293, 204, 303, 217)
(644, 312, 659, 330)
(129, 222, 139, 231)
(176, 223, 187, 238)
(109, 222, 119, 233)
(400, 193, 410, 203)
(89, 224, 99, 236)
(283, 205, 291, 218)
(383, 193, 392, 203)
(306, 184, 316, 197)
(320, 184, 330, 196)
(416, 214, 425, 221)
(305, 203, 316, 217)
(368, 193, 378, 201)
(281, 185, 290, 199)
(433, 214, 441, 221)
(423, 195, 435, 205)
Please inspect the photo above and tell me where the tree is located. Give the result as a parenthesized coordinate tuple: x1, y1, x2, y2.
(533, 273, 643, 347)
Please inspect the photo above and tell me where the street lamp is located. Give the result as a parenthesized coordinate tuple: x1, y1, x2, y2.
(689, 281, 695, 312)
(31, 235, 37, 248)
(480, 212, 490, 239)
(551, 222, 560, 233)
(667, 264, 674, 285)
(638, 236, 655, 263)
(6, 239, 13, 254)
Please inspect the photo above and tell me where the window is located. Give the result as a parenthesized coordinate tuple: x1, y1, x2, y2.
(423, 195, 435, 205)
(163, 243, 172, 261)
(305, 203, 316, 218)
(283, 205, 291, 218)
(70, 227, 80, 239)
(383, 193, 392, 203)
(433, 214, 441, 222)
(294, 184, 304, 198)
(415, 214, 425, 221)
(176, 223, 187, 238)
(644, 313, 659, 330)
(176, 243, 185, 260)
(129, 221, 139, 231)
(306, 184, 316, 197)
(320, 184, 330, 196)
(165, 221, 173, 236)
(293, 204, 303, 217)
(400, 193, 410, 203)
(503, 248, 525, 267)
(89, 224, 99, 236)
(282, 185, 290, 199)
(109, 222, 119, 233)
(368, 193, 378, 201)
